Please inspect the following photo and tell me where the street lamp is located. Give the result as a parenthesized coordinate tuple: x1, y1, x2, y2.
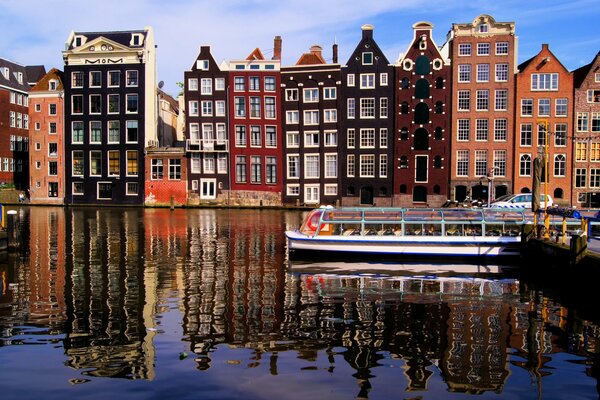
(537, 119, 550, 238)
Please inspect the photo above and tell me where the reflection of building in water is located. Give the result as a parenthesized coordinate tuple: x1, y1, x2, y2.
(179, 210, 286, 370)
(64, 208, 156, 380)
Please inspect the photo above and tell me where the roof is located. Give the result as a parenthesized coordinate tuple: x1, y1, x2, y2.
(158, 88, 179, 113)
(573, 52, 600, 88)
(518, 56, 535, 72)
(246, 48, 265, 61)
(68, 29, 149, 50)
(0, 58, 45, 92)
(25, 66, 46, 85)
(30, 68, 64, 92)
(296, 53, 326, 65)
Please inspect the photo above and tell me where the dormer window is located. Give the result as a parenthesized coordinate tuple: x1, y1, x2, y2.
(362, 52, 373, 65)
(479, 24, 488, 33)
(2, 67, 9, 80)
(16, 72, 23, 84)
(49, 80, 57, 91)
(197, 60, 209, 70)
(131, 34, 143, 46)
(73, 35, 86, 48)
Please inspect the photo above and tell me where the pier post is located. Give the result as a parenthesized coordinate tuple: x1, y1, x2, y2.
(570, 233, 587, 266)
(170, 196, 175, 211)
(6, 210, 19, 248)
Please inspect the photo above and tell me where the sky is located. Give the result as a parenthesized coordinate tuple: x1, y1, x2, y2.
(1, 0, 599, 97)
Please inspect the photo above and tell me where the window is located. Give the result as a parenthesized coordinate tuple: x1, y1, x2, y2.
(554, 154, 566, 177)
(249, 76, 260, 91)
(89, 71, 101, 87)
(287, 184, 300, 196)
(49, 122, 57, 134)
(126, 70, 138, 87)
(456, 150, 469, 176)
(554, 124, 567, 146)
(305, 155, 320, 178)
(72, 121, 84, 143)
(90, 121, 102, 143)
(265, 97, 276, 118)
(98, 183, 112, 200)
(90, 94, 102, 114)
(72, 71, 83, 88)
(90, 151, 102, 176)
(49, 103, 57, 115)
(588, 90, 600, 103)
(234, 76, 245, 91)
(537, 124, 547, 147)
(73, 182, 84, 195)
(477, 43, 490, 56)
(496, 42, 509, 55)
(107, 71, 120, 87)
(72, 151, 84, 176)
(287, 155, 299, 178)
(575, 168, 587, 188)
(105, 94, 121, 115)
(458, 43, 471, 56)
(360, 98, 375, 118)
(49, 161, 58, 176)
(303, 88, 318, 102)
(266, 157, 277, 183)
(324, 184, 337, 196)
(250, 126, 261, 147)
(216, 100, 226, 116)
(286, 131, 299, 148)
(126, 182, 138, 196)
(531, 73, 558, 90)
(347, 129, 355, 148)
(458, 64, 471, 82)
(360, 128, 375, 148)
(475, 150, 488, 176)
(555, 98, 568, 117)
(476, 64, 489, 82)
(476, 119, 488, 141)
(48, 143, 58, 157)
(151, 159, 163, 179)
(9, 112, 15, 128)
(202, 100, 213, 116)
(250, 156, 262, 183)
(265, 126, 277, 147)
(360, 73, 375, 89)
(215, 78, 225, 90)
(479, 24, 488, 33)
(380, 73, 388, 86)
(127, 151, 138, 176)
(495, 63, 508, 82)
(578, 112, 589, 132)
(234, 97, 246, 117)
(380, 128, 388, 148)
(304, 131, 319, 147)
(169, 159, 181, 180)
(108, 150, 120, 176)
(304, 110, 319, 125)
(264, 77, 276, 92)
(126, 121, 138, 142)
(520, 154, 532, 176)
(495, 89, 507, 111)
(347, 98, 355, 119)
(520, 123, 532, 146)
(126, 94, 138, 113)
(217, 154, 227, 173)
(362, 52, 373, 65)
(72, 95, 83, 114)
(592, 112, 600, 132)
(324, 109, 337, 123)
(347, 74, 355, 86)
(576, 142, 588, 161)
(189, 101, 199, 116)
(538, 98, 550, 116)
(347, 155, 355, 177)
(286, 110, 299, 124)
(458, 90, 470, 111)
(476, 90, 489, 111)
(325, 154, 337, 178)
(494, 119, 507, 141)
(494, 150, 506, 177)
(521, 99, 533, 116)
(197, 60, 209, 70)
(321, 87, 336, 100)
(324, 130, 337, 146)
(360, 155, 375, 177)
(457, 119, 470, 141)
(285, 89, 298, 101)
(380, 98, 388, 118)
(235, 125, 246, 146)
(594, 169, 600, 188)
(200, 78, 212, 94)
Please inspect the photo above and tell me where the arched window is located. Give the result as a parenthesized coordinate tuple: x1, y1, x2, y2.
(415, 55, 430, 75)
(400, 127, 409, 140)
(414, 128, 429, 150)
(401, 102, 409, 114)
(554, 154, 566, 177)
(414, 103, 429, 124)
(401, 77, 410, 89)
(520, 154, 531, 176)
(413, 186, 427, 202)
(435, 77, 444, 89)
(435, 101, 443, 114)
(433, 184, 441, 194)
(400, 184, 407, 194)
(554, 188, 564, 199)
(415, 79, 430, 99)
(434, 127, 443, 140)
(433, 155, 442, 168)
(347, 186, 355, 196)
(520, 187, 531, 193)
(400, 156, 408, 168)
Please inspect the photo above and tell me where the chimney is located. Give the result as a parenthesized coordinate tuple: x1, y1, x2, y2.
(273, 36, 282, 60)
(361, 24, 374, 39)
(332, 42, 338, 64)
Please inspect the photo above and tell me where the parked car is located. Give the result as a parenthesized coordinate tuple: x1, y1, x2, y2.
(491, 193, 553, 209)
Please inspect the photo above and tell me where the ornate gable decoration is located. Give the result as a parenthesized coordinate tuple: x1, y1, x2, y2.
(66, 36, 143, 66)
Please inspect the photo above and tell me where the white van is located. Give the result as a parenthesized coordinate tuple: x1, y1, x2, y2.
(491, 193, 553, 209)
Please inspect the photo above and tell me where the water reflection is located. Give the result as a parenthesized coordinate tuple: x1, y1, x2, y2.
(0, 207, 598, 399)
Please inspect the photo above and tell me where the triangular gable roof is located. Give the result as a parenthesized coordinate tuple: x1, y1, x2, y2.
(73, 36, 134, 54)
(296, 52, 326, 66)
(396, 21, 448, 65)
(573, 52, 600, 88)
(344, 25, 390, 67)
(30, 68, 64, 92)
(518, 44, 570, 74)
(246, 48, 265, 61)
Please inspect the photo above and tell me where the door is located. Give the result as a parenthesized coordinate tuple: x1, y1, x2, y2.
(304, 185, 320, 204)
(200, 179, 216, 200)
(360, 187, 374, 205)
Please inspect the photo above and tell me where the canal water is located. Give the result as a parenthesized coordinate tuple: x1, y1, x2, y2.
(0, 207, 599, 399)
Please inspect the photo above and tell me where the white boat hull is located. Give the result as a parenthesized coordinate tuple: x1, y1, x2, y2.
(285, 230, 521, 257)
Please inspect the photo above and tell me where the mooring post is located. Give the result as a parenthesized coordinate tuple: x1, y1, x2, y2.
(170, 196, 175, 211)
(6, 210, 19, 248)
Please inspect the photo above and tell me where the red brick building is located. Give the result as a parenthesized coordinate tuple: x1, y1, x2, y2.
(395, 22, 451, 207)
(144, 147, 187, 206)
(572, 52, 600, 207)
(28, 68, 65, 204)
(449, 15, 517, 203)
(514, 44, 573, 205)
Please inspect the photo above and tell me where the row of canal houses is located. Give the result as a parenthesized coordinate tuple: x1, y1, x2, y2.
(4, 14, 600, 207)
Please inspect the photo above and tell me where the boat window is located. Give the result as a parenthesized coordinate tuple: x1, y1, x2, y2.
(403, 209, 442, 221)
(363, 210, 403, 222)
(322, 210, 362, 222)
(423, 224, 441, 236)
(405, 223, 424, 235)
(483, 209, 524, 222)
(485, 223, 518, 237)
(441, 209, 483, 221)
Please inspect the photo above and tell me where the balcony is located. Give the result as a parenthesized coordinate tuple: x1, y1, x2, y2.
(186, 139, 229, 153)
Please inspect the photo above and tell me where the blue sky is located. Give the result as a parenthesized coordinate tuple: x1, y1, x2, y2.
(1, 0, 599, 96)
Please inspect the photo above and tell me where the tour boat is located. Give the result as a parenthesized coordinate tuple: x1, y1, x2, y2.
(286, 206, 530, 258)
